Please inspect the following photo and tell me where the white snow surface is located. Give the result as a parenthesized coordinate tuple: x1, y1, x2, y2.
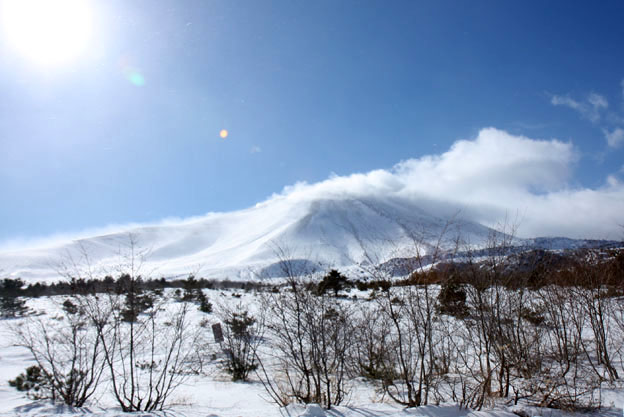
(1, 291, 623, 417)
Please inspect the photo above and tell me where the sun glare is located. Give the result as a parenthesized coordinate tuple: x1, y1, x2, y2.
(1, 0, 93, 68)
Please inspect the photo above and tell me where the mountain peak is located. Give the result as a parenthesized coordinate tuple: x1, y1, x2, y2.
(0, 194, 602, 282)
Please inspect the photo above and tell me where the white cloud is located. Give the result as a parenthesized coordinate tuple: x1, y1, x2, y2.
(551, 84, 624, 148)
(550, 95, 583, 111)
(551, 93, 608, 122)
(604, 127, 624, 148)
(588, 92, 608, 110)
(272, 128, 576, 202)
(607, 175, 620, 187)
(269, 128, 623, 239)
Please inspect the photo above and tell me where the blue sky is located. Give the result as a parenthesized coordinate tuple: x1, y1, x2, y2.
(1, 0, 623, 242)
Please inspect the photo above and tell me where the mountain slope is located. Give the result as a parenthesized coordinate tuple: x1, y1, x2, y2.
(0, 195, 500, 282)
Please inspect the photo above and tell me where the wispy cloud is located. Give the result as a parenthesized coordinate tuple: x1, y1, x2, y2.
(550, 93, 607, 123)
(604, 127, 624, 148)
(588, 92, 608, 110)
(511, 121, 552, 130)
(551, 81, 624, 148)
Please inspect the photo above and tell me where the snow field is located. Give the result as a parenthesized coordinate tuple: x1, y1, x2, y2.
(1, 285, 624, 416)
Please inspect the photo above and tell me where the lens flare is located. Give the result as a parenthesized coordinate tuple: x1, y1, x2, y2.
(128, 72, 145, 86)
(118, 57, 146, 87)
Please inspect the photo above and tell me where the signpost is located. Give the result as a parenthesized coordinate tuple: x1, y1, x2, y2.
(211, 322, 224, 343)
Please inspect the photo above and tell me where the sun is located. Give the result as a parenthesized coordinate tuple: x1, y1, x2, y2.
(1, 0, 93, 68)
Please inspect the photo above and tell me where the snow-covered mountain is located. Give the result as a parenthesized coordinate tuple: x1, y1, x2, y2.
(0, 195, 617, 282)
(0, 195, 496, 282)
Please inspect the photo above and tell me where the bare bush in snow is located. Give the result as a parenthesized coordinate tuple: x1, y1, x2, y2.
(11, 297, 105, 406)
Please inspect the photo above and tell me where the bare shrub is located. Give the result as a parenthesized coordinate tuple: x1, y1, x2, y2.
(257, 255, 353, 409)
(88, 290, 201, 411)
(351, 302, 397, 382)
(54, 234, 203, 412)
(11, 298, 105, 406)
(531, 284, 598, 409)
(348, 217, 461, 407)
(569, 251, 619, 382)
(373, 285, 435, 406)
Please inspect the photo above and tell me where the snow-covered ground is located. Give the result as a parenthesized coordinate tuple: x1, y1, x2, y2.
(2, 288, 624, 417)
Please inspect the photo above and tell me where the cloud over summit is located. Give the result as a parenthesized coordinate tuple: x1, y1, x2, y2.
(270, 128, 622, 239)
